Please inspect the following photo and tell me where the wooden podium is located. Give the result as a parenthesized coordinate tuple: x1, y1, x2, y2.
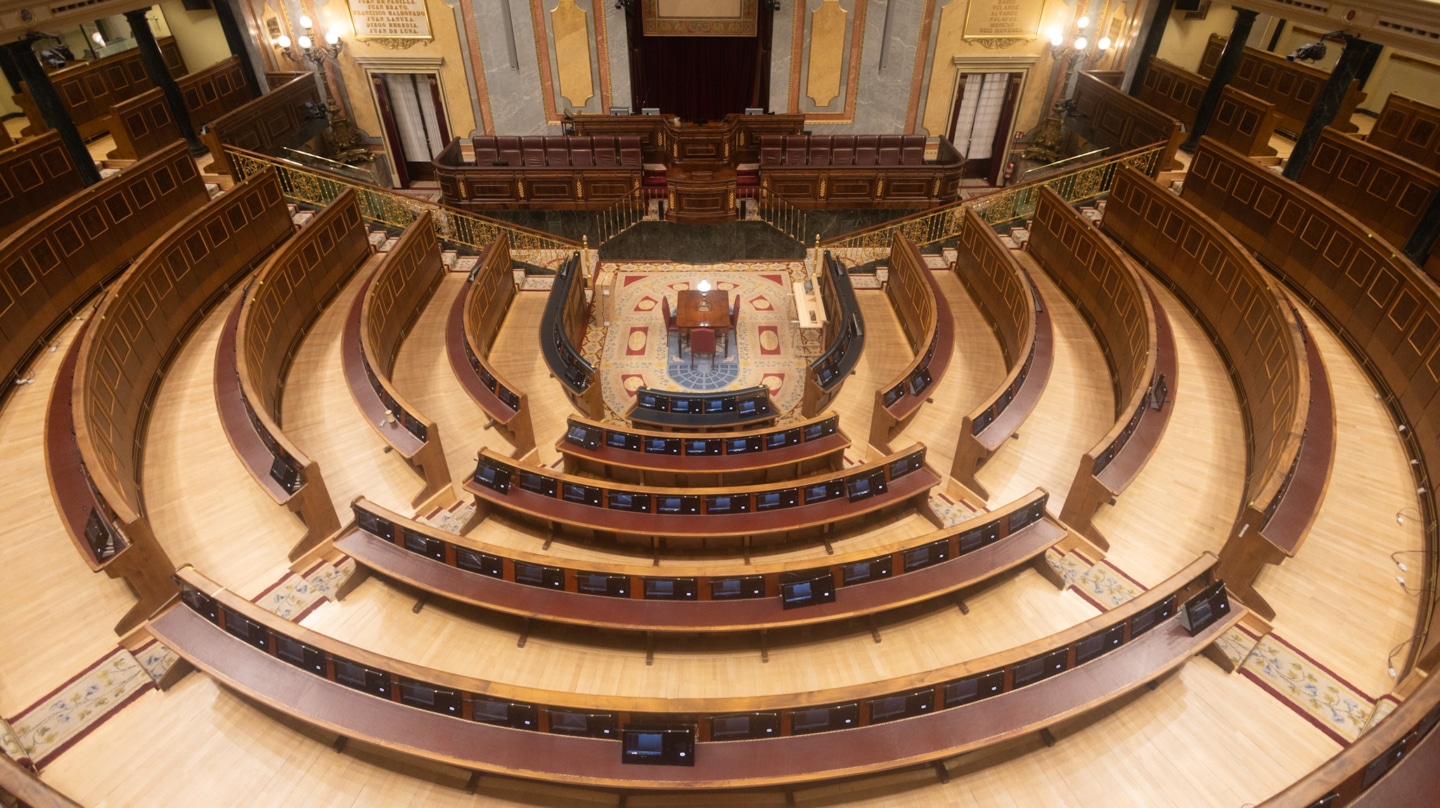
(667, 164, 737, 223)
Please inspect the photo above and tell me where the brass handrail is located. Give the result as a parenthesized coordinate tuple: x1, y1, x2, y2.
(756, 185, 808, 246)
(823, 143, 1166, 249)
(1019, 146, 1109, 181)
(593, 185, 648, 246)
(224, 147, 581, 253)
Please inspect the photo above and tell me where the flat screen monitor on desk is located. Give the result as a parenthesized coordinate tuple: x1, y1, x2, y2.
(780, 571, 835, 609)
(710, 712, 779, 740)
(621, 727, 694, 766)
(472, 697, 537, 729)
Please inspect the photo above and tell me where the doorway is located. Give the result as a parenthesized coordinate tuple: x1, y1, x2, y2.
(947, 72, 1024, 186)
(372, 72, 450, 187)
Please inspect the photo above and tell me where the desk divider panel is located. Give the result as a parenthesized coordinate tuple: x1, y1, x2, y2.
(453, 232, 536, 454)
(2, 142, 205, 399)
(869, 233, 952, 454)
(950, 207, 1051, 501)
(337, 486, 1064, 634)
(1069, 72, 1183, 174)
(156, 554, 1233, 788)
(14, 38, 186, 141)
(204, 73, 323, 176)
(1181, 137, 1440, 662)
(355, 214, 450, 506)
(0, 132, 84, 243)
(236, 190, 369, 556)
(70, 166, 292, 633)
(1104, 165, 1324, 618)
(1198, 35, 1363, 137)
(1028, 187, 1163, 549)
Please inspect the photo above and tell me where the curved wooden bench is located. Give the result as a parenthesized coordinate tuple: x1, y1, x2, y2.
(227, 191, 371, 558)
(557, 412, 847, 485)
(949, 207, 1053, 500)
(154, 555, 1237, 789)
(0, 131, 84, 243)
(1180, 136, 1440, 667)
(541, 252, 604, 418)
(14, 38, 185, 140)
(67, 167, 293, 633)
(869, 233, 953, 453)
(1369, 93, 1440, 174)
(1134, 58, 1278, 159)
(3, 142, 205, 398)
(346, 212, 451, 508)
(105, 88, 180, 162)
(1298, 126, 1440, 267)
(203, 73, 322, 176)
(445, 231, 537, 455)
(1199, 35, 1364, 136)
(1103, 163, 1331, 618)
(802, 251, 866, 417)
(1028, 187, 1172, 550)
(466, 445, 939, 552)
(336, 487, 1066, 639)
(1070, 72, 1183, 174)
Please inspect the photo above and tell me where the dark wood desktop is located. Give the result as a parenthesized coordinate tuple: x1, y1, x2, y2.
(676, 290, 731, 330)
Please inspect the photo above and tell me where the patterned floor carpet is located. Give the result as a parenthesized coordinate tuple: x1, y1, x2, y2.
(587, 262, 814, 422)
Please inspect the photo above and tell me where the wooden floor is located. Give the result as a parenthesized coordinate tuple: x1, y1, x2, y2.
(1091, 278, 1246, 586)
(3, 192, 1429, 806)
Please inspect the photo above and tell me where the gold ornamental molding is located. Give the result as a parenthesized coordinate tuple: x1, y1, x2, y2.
(365, 37, 426, 50)
(807, 0, 848, 107)
(551, 0, 595, 109)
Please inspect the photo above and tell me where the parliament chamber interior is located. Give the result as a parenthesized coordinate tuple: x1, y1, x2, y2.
(4, 0, 1440, 804)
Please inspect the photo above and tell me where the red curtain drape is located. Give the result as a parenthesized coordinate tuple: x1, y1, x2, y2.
(626, 6, 773, 122)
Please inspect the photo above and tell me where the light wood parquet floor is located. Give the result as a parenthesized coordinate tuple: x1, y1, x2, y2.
(3, 208, 1425, 806)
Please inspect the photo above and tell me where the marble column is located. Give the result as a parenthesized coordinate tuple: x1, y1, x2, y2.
(1404, 194, 1440, 267)
(1282, 35, 1382, 180)
(3, 39, 100, 185)
(212, 0, 264, 98)
(1127, 0, 1177, 96)
(0, 45, 23, 99)
(1181, 8, 1259, 153)
(124, 8, 205, 156)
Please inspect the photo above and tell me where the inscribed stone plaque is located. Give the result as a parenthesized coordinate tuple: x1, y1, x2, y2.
(347, 0, 434, 42)
(963, 0, 1045, 42)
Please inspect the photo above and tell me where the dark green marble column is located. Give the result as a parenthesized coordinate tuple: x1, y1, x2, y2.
(212, 0, 263, 98)
(124, 8, 205, 156)
(3, 39, 101, 185)
(1282, 35, 1383, 180)
(1181, 8, 1259, 153)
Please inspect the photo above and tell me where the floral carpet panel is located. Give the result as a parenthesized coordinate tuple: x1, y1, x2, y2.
(594, 263, 812, 422)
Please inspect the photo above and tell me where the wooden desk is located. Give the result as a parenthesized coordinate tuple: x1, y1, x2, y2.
(676, 290, 731, 330)
(154, 555, 1236, 789)
(667, 164, 737, 223)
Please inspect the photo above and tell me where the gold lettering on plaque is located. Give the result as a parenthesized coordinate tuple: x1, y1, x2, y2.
(963, 0, 1045, 43)
(347, 0, 434, 43)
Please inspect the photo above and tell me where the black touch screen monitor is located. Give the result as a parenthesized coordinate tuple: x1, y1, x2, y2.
(710, 712, 779, 740)
(643, 577, 698, 600)
(402, 529, 445, 562)
(704, 397, 727, 414)
(842, 556, 893, 585)
(221, 608, 269, 652)
(562, 482, 602, 507)
(704, 494, 749, 514)
(565, 424, 599, 449)
(471, 698, 537, 729)
(515, 562, 564, 589)
(636, 392, 661, 410)
(608, 491, 651, 512)
(606, 431, 636, 450)
(355, 508, 394, 540)
(473, 460, 512, 493)
(1130, 596, 1176, 638)
(275, 635, 325, 675)
(943, 670, 1005, 707)
(399, 678, 462, 716)
(645, 437, 680, 455)
(958, 522, 1000, 555)
(548, 710, 616, 738)
(518, 471, 556, 497)
(576, 572, 630, 597)
(727, 436, 760, 454)
(333, 658, 391, 698)
(455, 547, 503, 577)
(737, 398, 758, 416)
(621, 728, 695, 766)
(780, 572, 836, 609)
(711, 576, 765, 599)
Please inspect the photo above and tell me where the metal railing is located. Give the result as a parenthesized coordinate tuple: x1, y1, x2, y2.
(593, 185, 648, 246)
(756, 185, 808, 245)
(823, 143, 1166, 250)
(1019, 146, 1108, 182)
(225, 147, 581, 253)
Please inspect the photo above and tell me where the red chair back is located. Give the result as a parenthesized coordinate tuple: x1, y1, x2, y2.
(689, 327, 717, 366)
(661, 296, 678, 332)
